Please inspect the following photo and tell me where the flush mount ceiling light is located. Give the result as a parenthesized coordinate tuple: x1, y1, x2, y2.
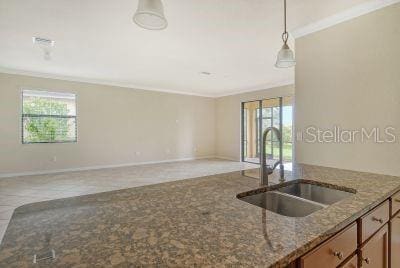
(133, 0, 168, 30)
(275, 0, 296, 68)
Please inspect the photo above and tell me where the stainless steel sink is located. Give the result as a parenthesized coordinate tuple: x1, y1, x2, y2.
(277, 182, 354, 205)
(237, 181, 355, 217)
(239, 191, 326, 217)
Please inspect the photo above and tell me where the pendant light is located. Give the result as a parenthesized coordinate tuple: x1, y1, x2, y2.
(133, 0, 168, 30)
(275, 0, 296, 68)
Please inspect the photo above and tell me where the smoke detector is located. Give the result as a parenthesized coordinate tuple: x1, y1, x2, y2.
(200, 71, 211, 75)
(32, 37, 55, 60)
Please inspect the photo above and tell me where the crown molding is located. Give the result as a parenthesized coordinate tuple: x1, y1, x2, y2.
(0, 66, 215, 98)
(214, 79, 295, 98)
(292, 0, 400, 39)
(0, 66, 295, 98)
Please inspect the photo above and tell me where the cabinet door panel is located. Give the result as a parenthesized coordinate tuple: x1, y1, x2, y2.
(391, 214, 400, 268)
(360, 224, 389, 268)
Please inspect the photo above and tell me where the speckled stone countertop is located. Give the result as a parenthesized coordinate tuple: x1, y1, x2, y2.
(1, 164, 400, 267)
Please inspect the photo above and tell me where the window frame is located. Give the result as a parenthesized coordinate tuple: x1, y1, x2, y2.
(20, 88, 78, 144)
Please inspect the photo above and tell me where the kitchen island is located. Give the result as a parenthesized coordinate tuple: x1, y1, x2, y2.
(0, 163, 399, 267)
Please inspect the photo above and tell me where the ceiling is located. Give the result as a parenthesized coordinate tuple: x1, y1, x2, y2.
(0, 0, 375, 97)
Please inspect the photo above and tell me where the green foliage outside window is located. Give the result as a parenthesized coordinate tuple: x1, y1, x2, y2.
(23, 98, 73, 143)
(282, 125, 292, 144)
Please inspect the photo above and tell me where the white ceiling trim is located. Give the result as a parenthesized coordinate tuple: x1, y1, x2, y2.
(0, 66, 215, 98)
(0, 66, 294, 98)
(214, 79, 294, 98)
(291, 0, 400, 38)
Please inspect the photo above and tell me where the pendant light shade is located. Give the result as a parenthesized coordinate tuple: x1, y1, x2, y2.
(133, 0, 168, 30)
(275, 43, 296, 68)
(275, 0, 295, 68)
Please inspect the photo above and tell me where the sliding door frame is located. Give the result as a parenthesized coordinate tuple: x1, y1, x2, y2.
(241, 99, 262, 164)
(241, 96, 290, 164)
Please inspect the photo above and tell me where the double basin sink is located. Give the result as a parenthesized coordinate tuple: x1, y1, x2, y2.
(238, 181, 355, 217)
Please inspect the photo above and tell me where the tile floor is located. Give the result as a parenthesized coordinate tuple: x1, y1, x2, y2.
(0, 159, 257, 243)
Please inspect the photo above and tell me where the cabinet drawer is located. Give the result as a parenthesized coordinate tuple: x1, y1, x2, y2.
(391, 191, 400, 217)
(360, 200, 389, 243)
(300, 222, 357, 268)
(338, 254, 357, 268)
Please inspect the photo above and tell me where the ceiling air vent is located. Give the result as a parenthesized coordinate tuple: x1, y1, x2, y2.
(32, 37, 55, 60)
(32, 37, 55, 47)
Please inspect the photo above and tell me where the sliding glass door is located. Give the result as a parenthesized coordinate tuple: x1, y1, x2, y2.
(241, 96, 293, 167)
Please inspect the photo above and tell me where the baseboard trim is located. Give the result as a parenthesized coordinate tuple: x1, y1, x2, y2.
(0, 156, 220, 179)
(214, 156, 240, 162)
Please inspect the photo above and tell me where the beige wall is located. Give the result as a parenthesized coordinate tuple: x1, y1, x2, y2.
(295, 4, 400, 175)
(215, 85, 294, 161)
(7, 4, 397, 176)
(0, 73, 216, 176)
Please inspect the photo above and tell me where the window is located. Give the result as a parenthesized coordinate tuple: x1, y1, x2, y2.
(22, 90, 77, 144)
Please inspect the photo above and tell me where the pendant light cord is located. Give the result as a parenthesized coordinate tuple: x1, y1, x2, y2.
(282, 0, 289, 44)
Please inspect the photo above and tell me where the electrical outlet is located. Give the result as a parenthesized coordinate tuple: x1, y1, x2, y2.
(165, 148, 171, 154)
(52, 156, 57, 162)
(135, 151, 141, 156)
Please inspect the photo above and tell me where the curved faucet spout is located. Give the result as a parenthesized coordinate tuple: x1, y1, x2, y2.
(260, 127, 284, 186)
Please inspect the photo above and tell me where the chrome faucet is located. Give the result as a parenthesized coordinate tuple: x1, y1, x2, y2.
(260, 127, 285, 186)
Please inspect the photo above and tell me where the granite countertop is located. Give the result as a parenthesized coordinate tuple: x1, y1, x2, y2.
(1, 164, 400, 267)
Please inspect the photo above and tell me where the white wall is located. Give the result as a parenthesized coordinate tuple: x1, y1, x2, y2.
(295, 3, 400, 175)
(215, 85, 294, 161)
(0, 73, 216, 176)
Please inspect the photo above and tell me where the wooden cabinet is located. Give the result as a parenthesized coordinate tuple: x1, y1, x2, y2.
(360, 224, 389, 268)
(339, 255, 357, 268)
(300, 223, 357, 268)
(391, 213, 400, 268)
(360, 201, 389, 243)
(298, 192, 398, 268)
(391, 191, 400, 217)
